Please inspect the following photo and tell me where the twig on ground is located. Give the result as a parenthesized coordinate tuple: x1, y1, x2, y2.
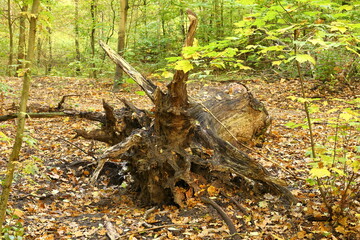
(57, 137, 98, 161)
(56, 94, 80, 110)
(201, 197, 241, 240)
(120, 223, 200, 237)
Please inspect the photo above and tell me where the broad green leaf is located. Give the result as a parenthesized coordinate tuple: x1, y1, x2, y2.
(234, 61, 252, 70)
(309, 38, 327, 47)
(309, 104, 320, 113)
(174, 60, 193, 73)
(259, 45, 285, 54)
(330, 25, 347, 33)
(161, 71, 174, 78)
(310, 168, 331, 178)
(351, 159, 360, 171)
(277, 24, 297, 33)
(220, 47, 238, 57)
(331, 168, 345, 176)
(135, 91, 146, 96)
(166, 56, 182, 63)
(238, 0, 256, 5)
(338, 5, 353, 11)
(340, 112, 354, 121)
(183, 47, 201, 59)
(0, 132, 11, 142)
(23, 162, 39, 175)
(293, 54, 316, 65)
(272, 60, 283, 66)
(345, 46, 360, 57)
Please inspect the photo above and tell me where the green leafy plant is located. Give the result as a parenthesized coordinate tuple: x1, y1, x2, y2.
(172, 0, 359, 88)
(1, 209, 25, 240)
(286, 97, 359, 233)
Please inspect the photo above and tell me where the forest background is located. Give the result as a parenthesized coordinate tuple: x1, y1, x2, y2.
(0, 0, 357, 85)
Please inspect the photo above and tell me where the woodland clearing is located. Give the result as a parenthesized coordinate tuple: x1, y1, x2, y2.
(0, 75, 359, 239)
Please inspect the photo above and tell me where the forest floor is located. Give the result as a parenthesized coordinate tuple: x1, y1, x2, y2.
(0, 75, 359, 239)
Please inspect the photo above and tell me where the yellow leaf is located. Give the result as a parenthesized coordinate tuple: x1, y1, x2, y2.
(339, 112, 353, 121)
(13, 209, 25, 218)
(207, 185, 220, 197)
(310, 168, 331, 178)
(335, 225, 346, 234)
(295, 54, 316, 65)
(174, 60, 193, 73)
(161, 71, 174, 78)
(330, 26, 347, 33)
(272, 60, 283, 66)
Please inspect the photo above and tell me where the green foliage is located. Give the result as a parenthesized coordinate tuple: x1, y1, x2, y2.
(1, 209, 25, 240)
(287, 97, 360, 225)
(175, 0, 359, 86)
(0, 131, 11, 144)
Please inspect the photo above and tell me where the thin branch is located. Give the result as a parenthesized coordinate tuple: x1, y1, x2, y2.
(56, 94, 80, 110)
(201, 197, 241, 240)
(120, 223, 200, 237)
(57, 137, 98, 161)
(0, 112, 67, 122)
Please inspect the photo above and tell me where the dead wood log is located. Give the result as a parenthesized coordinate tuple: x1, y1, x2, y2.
(0, 112, 67, 121)
(0, 95, 80, 122)
(80, 10, 296, 206)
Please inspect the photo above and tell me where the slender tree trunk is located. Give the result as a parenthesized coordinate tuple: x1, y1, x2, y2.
(90, 0, 97, 78)
(7, 0, 14, 76)
(143, 0, 147, 38)
(0, 0, 41, 235)
(16, 3, 28, 77)
(114, 0, 128, 91)
(74, 0, 81, 75)
(229, 0, 233, 33)
(37, 39, 41, 66)
(126, 0, 134, 48)
(102, 0, 116, 54)
(46, 26, 52, 74)
(179, 9, 186, 40)
(220, 0, 224, 37)
(213, 0, 221, 38)
(132, 0, 142, 49)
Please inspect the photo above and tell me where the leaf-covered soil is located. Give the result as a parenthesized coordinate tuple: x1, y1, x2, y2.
(0, 76, 359, 239)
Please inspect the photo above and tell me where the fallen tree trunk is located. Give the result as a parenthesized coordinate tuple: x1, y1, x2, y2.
(0, 112, 67, 121)
(76, 10, 295, 206)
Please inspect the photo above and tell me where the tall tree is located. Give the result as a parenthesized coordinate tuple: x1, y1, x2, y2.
(74, 0, 81, 75)
(0, 0, 41, 235)
(16, 3, 29, 77)
(7, 0, 14, 76)
(46, 25, 53, 74)
(90, 0, 97, 78)
(114, 0, 128, 91)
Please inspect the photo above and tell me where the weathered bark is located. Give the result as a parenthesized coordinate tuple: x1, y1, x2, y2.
(16, 3, 28, 76)
(114, 0, 129, 90)
(193, 84, 271, 144)
(90, 0, 97, 78)
(46, 24, 53, 74)
(74, 0, 81, 75)
(7, 0, 14, 76)
(80, 10, 295, 206)
(0, 112, 66, 122)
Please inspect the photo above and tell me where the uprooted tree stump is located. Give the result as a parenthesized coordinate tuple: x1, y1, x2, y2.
(75, 10, 295, 206)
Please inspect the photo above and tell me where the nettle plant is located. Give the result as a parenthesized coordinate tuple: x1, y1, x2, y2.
(286, 97, 359, 227)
